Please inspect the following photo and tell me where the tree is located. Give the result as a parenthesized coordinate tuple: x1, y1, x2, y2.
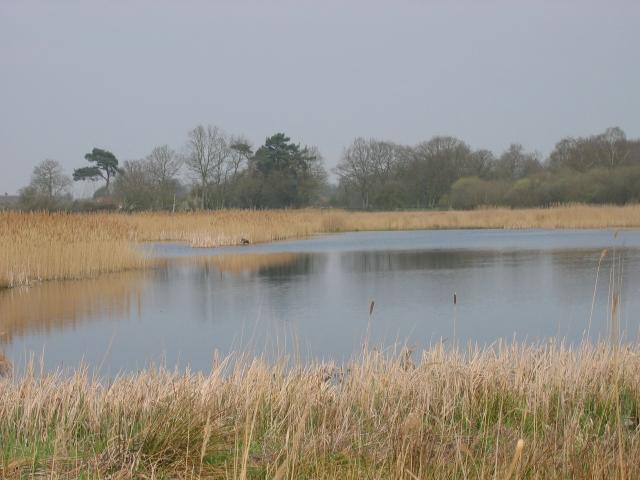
(596, 127, 630, 168)
(248, 133, 327, 208)
(335, 138, 402, 209)
(146, 145, 181, 184)
(19, 159, 71, 210)
(73, 148, 121, 190)
(113, 160, 155, 210)
(299, 145, 329, 204)
(549, 137, 583, 171)
(227, 136, 253, 179)
(145, 145, 182, 209)
(405, 136, 472, 207)
(466, 149, 495, 179)
(184, 125, 229, 209)
(32, 159, 71, 199)
(492, 144, 542, 179)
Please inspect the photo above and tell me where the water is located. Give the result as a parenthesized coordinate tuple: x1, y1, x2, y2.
(2, 229, 640, 374)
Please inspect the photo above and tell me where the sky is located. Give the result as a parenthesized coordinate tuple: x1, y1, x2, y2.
(1, 0, 639, 195)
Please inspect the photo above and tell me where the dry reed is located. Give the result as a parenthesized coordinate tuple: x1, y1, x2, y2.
(0, 211, 147, 288)
(3, 204, 640, 288)
(0, 342, 638, 478)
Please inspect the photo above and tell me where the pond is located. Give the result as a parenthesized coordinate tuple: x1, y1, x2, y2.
(2, 229, 640, 374)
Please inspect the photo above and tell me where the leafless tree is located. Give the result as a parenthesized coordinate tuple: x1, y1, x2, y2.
(466, 149, 495, 178)
(19, 159, 72, 210)
(335, 138, 401, 208)
(494, 144, 541, 179)
(31, 159, 72, 198)
(597, 127, 630, 168)
(184, 125, 229, 209)
(144, 145, 182, 209)
(146, 145, 181, 185)
(227, 135, 253, 180)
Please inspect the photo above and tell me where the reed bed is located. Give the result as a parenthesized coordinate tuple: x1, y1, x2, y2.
(120, 204, 640, 247)
(0, 211, 147, 288)
(0, 343, 638, 479)
(3, 204, 640, 288)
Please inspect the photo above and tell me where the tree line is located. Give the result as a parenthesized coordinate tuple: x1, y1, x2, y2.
(334, 127, 640, 209)
(18, 126, 640, 211)
(19, 127, 327, 211)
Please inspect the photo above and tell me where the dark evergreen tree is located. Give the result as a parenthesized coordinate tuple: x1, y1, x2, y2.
(73, 148, 121, 190)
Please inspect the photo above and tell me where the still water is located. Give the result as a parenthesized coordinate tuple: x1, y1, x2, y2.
(2, 229, 640, 373)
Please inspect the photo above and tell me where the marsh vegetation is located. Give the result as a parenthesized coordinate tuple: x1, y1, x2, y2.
(0, 344, 638, 479)
(4, 204, 640, 289)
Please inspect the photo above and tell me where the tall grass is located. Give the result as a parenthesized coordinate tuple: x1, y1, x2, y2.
(0, 211, 147, 288)
(0, 343, 638, 478)
(3, 204, 640, 288)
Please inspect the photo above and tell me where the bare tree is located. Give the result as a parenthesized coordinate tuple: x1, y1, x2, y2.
(113, 160, 154, 210)
(19, 159, 72, 210)
(466, 149, 495, 178)
(209, 132, 231, 207)
(146, 145, 181, 184)
(31, 159, 72, 198)
(597, 127, 630, 168)
(184, 125, 228, 209)
(335, 138, 400, 209)
(405, 136, 471, 207)
(227, 135, 253, 180)
(493, 144, 541, 179)
(144, 145, 182, 209)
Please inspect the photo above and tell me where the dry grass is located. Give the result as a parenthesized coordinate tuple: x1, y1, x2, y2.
(0, 343, 638, 478)
(0, 211, 147, 288)
(120, 204, 640, 246)
(3, 204, 640, 288)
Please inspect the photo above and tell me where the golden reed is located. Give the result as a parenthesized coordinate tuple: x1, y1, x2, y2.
(3, 204, 640, 288)
(0, 343, 638, 478)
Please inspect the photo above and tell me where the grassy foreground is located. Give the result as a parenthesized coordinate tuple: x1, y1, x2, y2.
(0, 343, 638, 479)
(3, 204, 640, 288)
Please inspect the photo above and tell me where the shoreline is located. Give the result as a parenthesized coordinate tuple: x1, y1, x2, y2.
(3, 205, 640, 290)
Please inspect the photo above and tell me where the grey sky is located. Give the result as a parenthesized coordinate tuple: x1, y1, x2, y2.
(1, 0, 639, 195)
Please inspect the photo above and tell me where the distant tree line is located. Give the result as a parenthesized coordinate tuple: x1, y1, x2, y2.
(334, 127, 640, 209)
(17, 126, 640, 211)
(18, 127, 328, 211)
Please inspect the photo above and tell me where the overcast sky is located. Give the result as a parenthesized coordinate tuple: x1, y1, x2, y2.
(1, 0, 639, 195)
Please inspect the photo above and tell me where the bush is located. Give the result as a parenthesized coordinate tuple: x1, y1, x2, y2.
(450, 177, 507, 209)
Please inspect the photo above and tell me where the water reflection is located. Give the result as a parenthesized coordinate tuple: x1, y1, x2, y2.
(0, 272, 146, 343)
(1, 230, 639, 373)
(180, 252, 326, 278)
(182, 253, 299, 275)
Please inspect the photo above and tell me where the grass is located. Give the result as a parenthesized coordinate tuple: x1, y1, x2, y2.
(0, 211, 146, 289)
(0, 342, 638, 478)
(3, 204, 640, 288)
